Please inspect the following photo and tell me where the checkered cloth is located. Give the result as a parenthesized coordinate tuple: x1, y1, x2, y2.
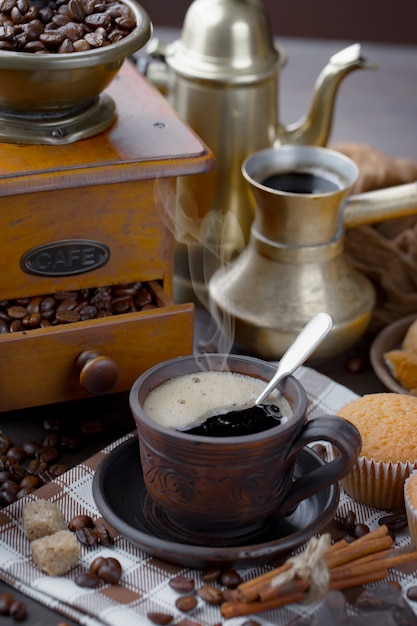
(0, 366, 416, 626)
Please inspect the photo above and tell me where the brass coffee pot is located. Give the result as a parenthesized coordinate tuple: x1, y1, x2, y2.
(208, 146, 417, 359)
(145, 0, 375, 303)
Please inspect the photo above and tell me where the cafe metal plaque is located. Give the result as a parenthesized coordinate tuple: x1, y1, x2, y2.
(21, 239, 110, 277)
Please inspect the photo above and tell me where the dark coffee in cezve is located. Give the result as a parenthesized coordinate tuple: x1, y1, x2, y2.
(262, 171, 340, 194)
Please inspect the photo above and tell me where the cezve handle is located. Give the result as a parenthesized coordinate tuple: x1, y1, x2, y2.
(343, 181, 417, 229)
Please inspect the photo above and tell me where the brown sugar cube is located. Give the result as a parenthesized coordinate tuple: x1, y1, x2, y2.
(23, 500, 67, 541)
(31, 530, 80, 575)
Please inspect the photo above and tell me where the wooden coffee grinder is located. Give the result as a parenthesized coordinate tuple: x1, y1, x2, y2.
(0, 60, 214, 412)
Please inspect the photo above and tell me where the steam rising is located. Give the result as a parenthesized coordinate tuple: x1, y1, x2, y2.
(153, 176, 246, 360)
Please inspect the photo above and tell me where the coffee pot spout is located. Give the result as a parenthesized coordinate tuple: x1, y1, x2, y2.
(277, 44, 377, 148)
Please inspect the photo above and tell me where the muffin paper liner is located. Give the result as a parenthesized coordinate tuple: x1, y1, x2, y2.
(340, 456, 417, 510)
(405, 470, 417, 550)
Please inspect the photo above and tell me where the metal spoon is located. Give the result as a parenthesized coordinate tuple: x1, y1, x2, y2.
(255, 312, 333, 405)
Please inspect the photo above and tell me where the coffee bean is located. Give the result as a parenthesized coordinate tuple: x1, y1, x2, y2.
(0, 470, 12, 483)
(22, 440, 40, 456)
(345, 356, 367, 374)
(89, 556, 106, 575)
(5, 460, 26, 482)
(197, 585, 223, 605)
(47, 463, 67, 478)
(342, 510, 356, 531)
(0, 591, 14, 614)
(220, 569, 242, 588)
(350, 523, 370, 539)
(175, 595, 198, 613)
(1, 480, 19, 494)
(67, 0, 85, 20)
(68, 514, 94, 531)
(6, 446, 26, 463)
(7, 305, 27, 320)
(27, 458, 47, 475)
(169, 575, 195, 593)
(19, 475, 39, 489)
(55, 310, 80, 323)
(59, 433, 80, 450)
(378, 510, 408, 532)
(76, 526, 99, 547)
(22, 312, 41, 328)
(43, 418, 61, 432)
(75, 572, 101, 588)
(0, 490, 16, 505)
(90, 556, 122, 583)
(147, 612, 173, 625)
(201, 568, 222, 583)
(95, 557, 122, 584)
(9, 319, 22, 332)
(36, 445, 59, 463)
(407, 586, 417, 601)
(9, 599, 27, 621)
(0, 433, 13, 454)
(94, 518, 113, 546)
(42, 433, 60, 448)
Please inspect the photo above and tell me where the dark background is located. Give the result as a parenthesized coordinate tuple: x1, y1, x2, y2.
(139, 0, 417, 45)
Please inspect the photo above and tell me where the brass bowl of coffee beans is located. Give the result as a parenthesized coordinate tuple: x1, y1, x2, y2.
(0, 0, 152, 115)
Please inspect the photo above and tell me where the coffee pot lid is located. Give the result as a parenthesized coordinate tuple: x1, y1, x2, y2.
(165, 0, 286, 84)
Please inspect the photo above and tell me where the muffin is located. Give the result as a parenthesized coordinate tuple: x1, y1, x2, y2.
(337, 393, 417, 509)
(405, 470, 417, 550)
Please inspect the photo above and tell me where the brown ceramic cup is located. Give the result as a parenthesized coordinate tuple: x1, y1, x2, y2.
(129, 353, 361, 538)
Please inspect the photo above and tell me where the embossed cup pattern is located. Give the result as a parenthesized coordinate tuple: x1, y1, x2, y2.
(130, 354, 361, 538)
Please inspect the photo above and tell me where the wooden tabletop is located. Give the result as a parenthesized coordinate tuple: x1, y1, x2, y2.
(0, 33, 416, 625)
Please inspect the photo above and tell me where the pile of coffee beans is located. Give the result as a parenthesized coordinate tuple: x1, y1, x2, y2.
(0, 416, 108, 508)
(147, 568, 244, 625)
(0, 0, 136, 53)
(0, 282, 154, 333)
(0, 431, 68, 508)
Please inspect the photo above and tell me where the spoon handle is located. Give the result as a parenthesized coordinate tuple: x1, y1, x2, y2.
(255, 312, 333, 405)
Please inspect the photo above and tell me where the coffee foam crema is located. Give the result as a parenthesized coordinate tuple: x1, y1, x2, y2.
(143, 370, 293, 430)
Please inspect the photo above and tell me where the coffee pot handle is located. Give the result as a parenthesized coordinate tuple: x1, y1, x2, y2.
(278, 415, 361, 516)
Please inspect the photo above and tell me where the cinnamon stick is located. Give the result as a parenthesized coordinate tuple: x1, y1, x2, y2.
(330, 551, 416, 582)
(325, 535, 393, 569)
(237, 562, 292, 603)
(329, 568, 389, 591)
(221, 579, 309, 619)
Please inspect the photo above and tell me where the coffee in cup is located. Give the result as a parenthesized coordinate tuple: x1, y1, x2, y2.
(142, 369, 292, 436)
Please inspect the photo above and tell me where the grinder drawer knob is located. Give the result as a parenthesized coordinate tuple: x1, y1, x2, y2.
(75, 349, 121, 395)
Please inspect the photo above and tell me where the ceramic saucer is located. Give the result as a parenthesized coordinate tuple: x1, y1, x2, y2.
(92, 436, 339, 568)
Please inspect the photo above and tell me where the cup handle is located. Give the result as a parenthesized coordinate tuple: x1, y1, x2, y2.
(278, 415, 362, 516)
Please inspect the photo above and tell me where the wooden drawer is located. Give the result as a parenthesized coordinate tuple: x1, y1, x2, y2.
(0, 282, 193, 412)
